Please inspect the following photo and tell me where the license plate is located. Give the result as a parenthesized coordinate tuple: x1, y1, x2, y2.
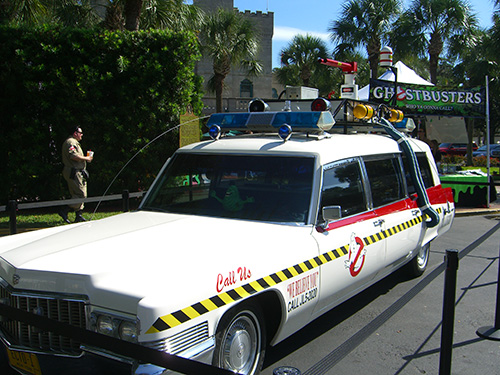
(6, 347, 42, 375)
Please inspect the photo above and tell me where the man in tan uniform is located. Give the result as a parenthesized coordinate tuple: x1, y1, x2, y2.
(59, 126, 94, 223)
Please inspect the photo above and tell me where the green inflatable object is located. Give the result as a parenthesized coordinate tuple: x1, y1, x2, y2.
(211, 184, 254, 212)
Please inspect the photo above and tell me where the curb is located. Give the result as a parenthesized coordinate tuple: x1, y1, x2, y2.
(455, 208, 500, 217)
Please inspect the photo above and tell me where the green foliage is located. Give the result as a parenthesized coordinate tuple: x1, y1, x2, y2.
(441, 155, 465, 165)
(0, 25, 202, 204)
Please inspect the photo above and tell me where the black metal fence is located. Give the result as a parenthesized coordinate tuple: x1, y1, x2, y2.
(0, 190, 145, 235)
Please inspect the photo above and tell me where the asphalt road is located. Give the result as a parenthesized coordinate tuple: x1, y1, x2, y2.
(261, 214, 500, 375)
(2, 214, 500, 375)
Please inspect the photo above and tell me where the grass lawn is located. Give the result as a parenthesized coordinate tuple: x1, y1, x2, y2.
(0, 211, 121, 229)
(461, 166, 500, 176)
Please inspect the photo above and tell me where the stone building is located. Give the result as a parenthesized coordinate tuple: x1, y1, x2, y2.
(194, 0, 274, 114)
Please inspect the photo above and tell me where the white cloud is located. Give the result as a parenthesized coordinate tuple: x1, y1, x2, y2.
(273, 26, 330, 43)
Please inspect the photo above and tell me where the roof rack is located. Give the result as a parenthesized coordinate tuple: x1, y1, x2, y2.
(206, 98, 414, 141)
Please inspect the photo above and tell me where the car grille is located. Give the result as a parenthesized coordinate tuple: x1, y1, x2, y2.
(0, 282, 87, 356)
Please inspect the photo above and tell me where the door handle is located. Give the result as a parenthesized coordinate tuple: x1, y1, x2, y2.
(373, 219, 385, 227)
(411, 209, 420, 216)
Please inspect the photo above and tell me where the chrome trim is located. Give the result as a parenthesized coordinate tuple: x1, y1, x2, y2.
(0, 277, 89, 355)
(133, 337, 215, 375)
(81, 344, 135, 364)
(142, 322, 209, 356)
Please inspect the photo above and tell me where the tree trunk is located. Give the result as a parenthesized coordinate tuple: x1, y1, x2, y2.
(124, 0, 142, 31)
(104, 2, 124, 31)
(214, 73, 225, 113)
(367, 38, 381, 80)
(300, 65, 311, 87)
(428, 31, 443, 85)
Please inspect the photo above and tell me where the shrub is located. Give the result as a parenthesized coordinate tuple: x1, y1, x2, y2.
(441, 155, 466, 165)
(0, 26, 202, 203)
(472, 155, 500, 167)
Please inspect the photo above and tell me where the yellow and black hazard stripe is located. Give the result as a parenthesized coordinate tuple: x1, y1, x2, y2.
(146, 208, 441, 334)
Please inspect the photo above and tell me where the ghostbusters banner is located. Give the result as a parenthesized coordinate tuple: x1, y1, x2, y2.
(368, 79, 486, 118)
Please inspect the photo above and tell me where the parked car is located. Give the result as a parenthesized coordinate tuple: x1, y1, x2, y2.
(0, 100, 455, 375)
(439, 142, 478, 156)
(471, 144, 500, 158)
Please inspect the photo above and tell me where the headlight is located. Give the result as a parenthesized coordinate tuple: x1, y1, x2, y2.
(96, 315, 115, 336)
(92, 312, 139, 343)
(119, 321, 138, 342)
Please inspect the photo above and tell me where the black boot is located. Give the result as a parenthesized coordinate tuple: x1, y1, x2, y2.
(58, 206, 71, 224)
(75, 210, 86, 223)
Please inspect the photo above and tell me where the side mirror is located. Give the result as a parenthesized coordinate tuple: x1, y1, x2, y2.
(322, 205, 342, 228)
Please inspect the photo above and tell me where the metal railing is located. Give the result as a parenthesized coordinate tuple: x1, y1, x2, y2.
(1, 190, 145, 235)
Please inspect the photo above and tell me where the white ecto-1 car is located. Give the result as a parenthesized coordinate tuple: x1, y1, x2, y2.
(0, 99, 454, 375)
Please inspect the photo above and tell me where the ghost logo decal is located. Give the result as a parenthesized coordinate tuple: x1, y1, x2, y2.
(345, 233, 366, 277)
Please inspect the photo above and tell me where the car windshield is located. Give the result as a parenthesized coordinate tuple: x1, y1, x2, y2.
(141, 153, 315, 224)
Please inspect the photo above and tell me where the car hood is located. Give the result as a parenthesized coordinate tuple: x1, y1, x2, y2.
(0, 211, 316, 313)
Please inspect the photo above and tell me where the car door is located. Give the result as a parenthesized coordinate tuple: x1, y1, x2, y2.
(312, 157, 386, 316)
(362, 154, 422, 270)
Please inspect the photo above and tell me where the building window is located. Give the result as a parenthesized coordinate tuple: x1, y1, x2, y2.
(240, 79, 253, 98)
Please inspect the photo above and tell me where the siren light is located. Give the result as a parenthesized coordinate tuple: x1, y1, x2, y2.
(388, 109, 404, 123)
(205, 111, 335, 140)
(248, 98, 269, 112)
(311, 98, 331, 112)
(353, 104, 374, 120)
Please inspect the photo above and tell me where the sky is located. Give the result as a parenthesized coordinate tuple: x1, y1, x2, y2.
(230, 0, 497, 68)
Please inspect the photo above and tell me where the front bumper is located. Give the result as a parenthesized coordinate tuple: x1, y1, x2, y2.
(1, 330, 215, 375)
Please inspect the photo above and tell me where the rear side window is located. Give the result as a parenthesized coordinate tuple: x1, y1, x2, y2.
(318, 158, 367, 220)
(402, 153, 435, 194)
(364, 156, 405, 208)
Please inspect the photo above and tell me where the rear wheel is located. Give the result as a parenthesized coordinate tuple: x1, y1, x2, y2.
(407, 242, 430, 277)
(212, 303, 266, 375)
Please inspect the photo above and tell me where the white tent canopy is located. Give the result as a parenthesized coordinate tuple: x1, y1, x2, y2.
(358, 61, 433, 101)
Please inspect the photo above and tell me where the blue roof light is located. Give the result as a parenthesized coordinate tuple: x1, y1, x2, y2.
(206, 111, 335, 134)
(208, 125, 222, 140)
(278, 124, 293, 141)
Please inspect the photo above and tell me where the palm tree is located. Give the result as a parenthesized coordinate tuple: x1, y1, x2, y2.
(391, 0, 478, 84)
(2, 0, 49, 25)
(329, 0, 402, 80)
(279, 34, 330, 87)
(140, 0, 204, 32)
(3, 0, 101, 28)
(199, 8, 262, 113)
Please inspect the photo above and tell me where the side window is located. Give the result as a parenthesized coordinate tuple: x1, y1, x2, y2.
(318, 158, 367, 221)
(402, 153, 435, 194)
(364, 156, 405, 208)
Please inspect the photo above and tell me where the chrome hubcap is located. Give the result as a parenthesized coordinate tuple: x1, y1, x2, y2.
(222, 313, 260, 374)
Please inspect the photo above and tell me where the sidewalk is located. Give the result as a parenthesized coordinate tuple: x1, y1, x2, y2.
(455, 200, 500, 217)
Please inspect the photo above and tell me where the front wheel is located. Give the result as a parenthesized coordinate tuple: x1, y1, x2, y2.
(212, 303, 266, 375)
(407, 242, 430, 277)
